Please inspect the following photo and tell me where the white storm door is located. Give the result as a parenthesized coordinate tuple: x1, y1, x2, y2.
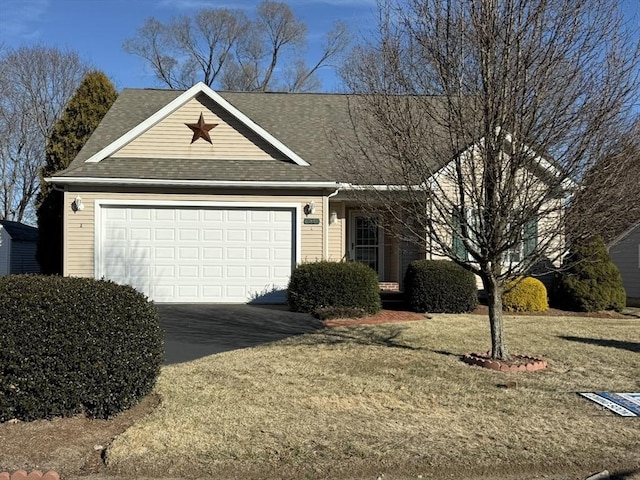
(349, 212, 383, 280)
(99, 205, 294, 303)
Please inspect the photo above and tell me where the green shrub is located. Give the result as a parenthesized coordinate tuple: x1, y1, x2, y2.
(404, 260, 478, 313)
(551, 236, 626, 312)
(502, 277, 549, 312)
(0, 275, 163, 422)
(287, 261, 381, 317)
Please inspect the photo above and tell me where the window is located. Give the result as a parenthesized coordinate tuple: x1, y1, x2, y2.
(452, 209, 537, 264)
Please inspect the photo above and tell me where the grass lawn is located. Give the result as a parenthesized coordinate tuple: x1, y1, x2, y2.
(104, 314, 640, 479)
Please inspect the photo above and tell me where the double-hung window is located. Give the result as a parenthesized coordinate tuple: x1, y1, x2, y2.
(453, 209, 537, 264)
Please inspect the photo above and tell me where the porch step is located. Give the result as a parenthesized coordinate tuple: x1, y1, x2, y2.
(379, 282, 400, 292)
(380, 290, 407, 311)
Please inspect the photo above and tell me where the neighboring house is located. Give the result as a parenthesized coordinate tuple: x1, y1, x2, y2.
(0, 220, 40, 276)
(609, 221, 640, 306)
(47, 82, 555, 303)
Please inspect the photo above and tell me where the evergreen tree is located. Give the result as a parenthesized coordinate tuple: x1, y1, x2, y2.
(552, 237, 626, 312)
(37, 71, 117, 274)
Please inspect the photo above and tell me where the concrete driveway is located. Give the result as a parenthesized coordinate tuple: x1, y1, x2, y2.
(157, 304, 323, 364)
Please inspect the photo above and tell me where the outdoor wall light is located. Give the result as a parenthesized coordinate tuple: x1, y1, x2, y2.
(330, 211, 338, 225)
(72, 196, 84, 212)
(304, 201, 315, 216)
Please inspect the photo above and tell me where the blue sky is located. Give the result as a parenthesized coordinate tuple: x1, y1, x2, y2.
(0, 0, 377, 91)
(0, 0, 638, 92)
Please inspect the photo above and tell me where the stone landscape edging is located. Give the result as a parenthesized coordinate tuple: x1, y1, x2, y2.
(462, 351, 548, 372)
(0, 471, 60, 480)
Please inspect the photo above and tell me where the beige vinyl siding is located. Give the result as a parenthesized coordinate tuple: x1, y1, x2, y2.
(63, 191, 324, 278)
(327, 202, 345, 261)
(112, 93, 284, 161)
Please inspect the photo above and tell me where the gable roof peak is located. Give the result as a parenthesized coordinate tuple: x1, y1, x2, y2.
(84, 81, 310, 166)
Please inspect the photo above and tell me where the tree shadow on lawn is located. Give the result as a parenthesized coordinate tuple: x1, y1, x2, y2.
(294, 324, 461, 358)
(558, 335, 640, 353)
(609, 469, 640, 480)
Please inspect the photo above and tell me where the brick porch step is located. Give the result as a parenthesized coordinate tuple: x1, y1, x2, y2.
(379, 282, 400, 292)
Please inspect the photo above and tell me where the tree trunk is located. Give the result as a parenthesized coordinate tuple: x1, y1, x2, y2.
(483, 274, 509, 360)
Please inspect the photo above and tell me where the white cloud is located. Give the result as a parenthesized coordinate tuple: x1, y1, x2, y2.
(0, 0, 49, 41)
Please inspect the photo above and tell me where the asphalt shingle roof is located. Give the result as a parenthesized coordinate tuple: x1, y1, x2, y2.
(60, 88, 370, 184)
(0, 220, 38, 242)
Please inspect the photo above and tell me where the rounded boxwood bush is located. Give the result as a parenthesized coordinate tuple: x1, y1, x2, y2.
(287, 261, 381, 318)
(502, 277, 548, 312)
(551, 236, 626, 312)
(0, 275, 163, 422)
(404, 260, 478, 313)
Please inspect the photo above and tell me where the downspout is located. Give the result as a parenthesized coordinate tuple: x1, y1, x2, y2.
(324, 184, 342, 260)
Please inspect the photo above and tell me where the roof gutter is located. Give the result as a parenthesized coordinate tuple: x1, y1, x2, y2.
(45, 176, 341, 189)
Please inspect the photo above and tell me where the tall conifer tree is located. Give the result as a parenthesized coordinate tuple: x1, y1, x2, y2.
(37, 71, 117, 274)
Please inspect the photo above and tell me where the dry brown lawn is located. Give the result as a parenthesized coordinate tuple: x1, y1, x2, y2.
(103, 314, 640, 479)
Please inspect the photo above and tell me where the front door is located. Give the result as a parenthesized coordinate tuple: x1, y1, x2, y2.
(350, 212, 383, 280)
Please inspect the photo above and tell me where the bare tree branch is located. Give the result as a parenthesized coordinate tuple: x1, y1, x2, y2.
(335, 0, 640, 360)
(0, 45, 90, 223)
(124, 1, 349, 92)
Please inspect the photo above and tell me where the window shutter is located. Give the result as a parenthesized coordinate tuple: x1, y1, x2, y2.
(524, 219, 538, 257)
(452, 213, 467, 260)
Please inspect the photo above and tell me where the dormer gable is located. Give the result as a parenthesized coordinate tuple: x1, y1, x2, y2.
(85, 82, 309, 166)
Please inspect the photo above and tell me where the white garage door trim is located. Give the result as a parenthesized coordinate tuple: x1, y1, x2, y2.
(94, 200, 300, 303)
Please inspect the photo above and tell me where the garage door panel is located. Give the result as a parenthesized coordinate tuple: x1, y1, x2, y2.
(203, 247, 223, 259)
(227, 248, 246, 260)
(227, 229, 247, 242)
(250, 248, 270, 260)
(179, 210, 199, 221)
(153, 265, 175, 277)
(179, 229, 199, 241)
(178, 265, 199, 277)
(154, 247, 175, 259)
(203, 265, 223, 278)
(155, 229, 175, 241)
(227, 211, 247, 222)
(226, 265, 247, 277)
(100, 205, 294, 303)
(203, 229, 223, 241)
(178, 247, 199, 259)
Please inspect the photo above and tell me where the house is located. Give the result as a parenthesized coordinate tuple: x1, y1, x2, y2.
(47, 82, 555, 303)
(0, 220, 40, 276)
(609, 221, 640, 306)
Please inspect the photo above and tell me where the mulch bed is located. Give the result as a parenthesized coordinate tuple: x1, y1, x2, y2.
(323, 304, 633, 327)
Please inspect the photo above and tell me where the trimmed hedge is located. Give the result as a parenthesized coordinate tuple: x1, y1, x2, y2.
(502, 277, 549, 312)
(287, 261, 381, 318)
(551, 236, 626, 312)
(404, 260, 478, 313)
(0, 275, 163, 422)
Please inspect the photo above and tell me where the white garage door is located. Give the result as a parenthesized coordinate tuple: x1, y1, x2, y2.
(98, 205, 295, 303)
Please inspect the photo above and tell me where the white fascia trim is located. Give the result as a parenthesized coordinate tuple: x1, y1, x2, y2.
(46, 176, 339, 189)
(84, 82, 309, 167)
(428, 133, 577, 189)
(345, 184, 416, 191)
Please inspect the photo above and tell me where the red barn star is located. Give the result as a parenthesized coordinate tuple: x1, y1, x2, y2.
(185, 112, 217, 144)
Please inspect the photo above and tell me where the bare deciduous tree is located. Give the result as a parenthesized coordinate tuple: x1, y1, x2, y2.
(124, 1, 349, 92)
(335, 0, 639, 360)
(569, 119, 640, 244)
(0, 45, 89, 223)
